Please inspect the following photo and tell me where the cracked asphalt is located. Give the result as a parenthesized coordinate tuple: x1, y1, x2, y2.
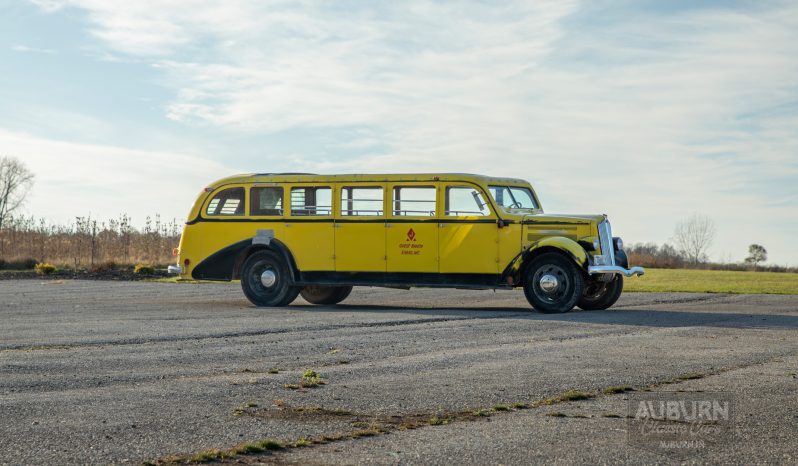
(1, 280, 796, 465)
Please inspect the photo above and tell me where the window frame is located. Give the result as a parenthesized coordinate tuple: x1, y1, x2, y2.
(389, 184, 438, 219)
(443, 185, 494, 218)
(288, 185, 333, 217)
(203, 186, 246, 217)
(249, 185, 285, 217)
(488, 185, 540, 211)
(337, 185, 386, 218)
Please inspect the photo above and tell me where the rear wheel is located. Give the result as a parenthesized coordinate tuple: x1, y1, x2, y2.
(240, 250, 300, 307)
(578, 275, 623, 310)
(300, 285, 353, 305)
(523, 252, 585, 313)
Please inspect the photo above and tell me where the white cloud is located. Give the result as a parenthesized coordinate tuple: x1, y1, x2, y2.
(11, 44, 56, 54)
(0, 129, 238, 225)
(24, 0, 798, 264)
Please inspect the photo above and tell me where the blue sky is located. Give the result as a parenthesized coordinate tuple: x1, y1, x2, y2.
(1, 0, 796, 265)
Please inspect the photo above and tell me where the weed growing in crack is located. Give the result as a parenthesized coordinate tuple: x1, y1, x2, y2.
(603, 385, 635, 395)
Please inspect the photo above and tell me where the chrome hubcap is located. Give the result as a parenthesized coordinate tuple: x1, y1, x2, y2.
(539, 274, 559, 293)
(260, 270, 277, 288)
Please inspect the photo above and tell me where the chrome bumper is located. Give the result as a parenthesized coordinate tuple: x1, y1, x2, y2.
(167, 265, 183, 275)
(589, 217, 645, 277)
(588, 265, 645, 277)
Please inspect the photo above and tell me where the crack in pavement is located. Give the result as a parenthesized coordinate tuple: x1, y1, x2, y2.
(148, 353, 795, 465)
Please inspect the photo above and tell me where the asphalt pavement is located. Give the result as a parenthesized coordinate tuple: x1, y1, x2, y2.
(0, 280, 796, 465)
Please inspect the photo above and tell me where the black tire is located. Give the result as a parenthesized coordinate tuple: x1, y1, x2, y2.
(240, 250, 300, 307)
(300, 285, 353, 305)
(523, 252, 585, 313)
(578, 275, 623, 311)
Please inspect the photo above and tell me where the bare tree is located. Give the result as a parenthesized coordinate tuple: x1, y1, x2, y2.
(673, 213, 716, 265)
(744, 244, 767, 270)
(0, 156, 35, 231)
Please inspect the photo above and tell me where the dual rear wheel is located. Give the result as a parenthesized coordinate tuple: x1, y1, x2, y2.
(240, 250, 351, 307)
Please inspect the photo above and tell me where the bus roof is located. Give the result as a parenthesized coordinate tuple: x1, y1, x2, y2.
(207, 173, 530, 188)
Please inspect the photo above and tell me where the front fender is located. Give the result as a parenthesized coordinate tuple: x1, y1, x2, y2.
(502, 236, 589, 285)
(532, 236, 589, 267)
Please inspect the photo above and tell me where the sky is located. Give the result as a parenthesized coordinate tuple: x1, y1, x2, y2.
(1, 0, 796, 265)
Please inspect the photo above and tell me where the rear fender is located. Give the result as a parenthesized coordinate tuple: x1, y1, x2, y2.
(192, 234, 299, 282)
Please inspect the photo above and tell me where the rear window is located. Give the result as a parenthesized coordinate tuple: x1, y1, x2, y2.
(250, 187, 284, 216)
(206, 187, 244, 216)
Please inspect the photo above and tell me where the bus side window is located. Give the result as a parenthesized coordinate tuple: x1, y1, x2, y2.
(392, 186, 436, 216)
(206, 187, 245, 216)
(445, 187, 490, 216)
(251, 187, 284, 216)
(291, 187, 332, 216)
(340, 187, 384, 216)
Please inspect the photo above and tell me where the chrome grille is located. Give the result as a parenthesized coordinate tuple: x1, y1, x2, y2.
(595, 218, 616, 266)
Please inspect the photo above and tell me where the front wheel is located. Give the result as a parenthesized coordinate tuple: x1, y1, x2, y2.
(578, 276, 623, 310)
(523, 252, 585, 313)
(240, 250, 300, 307)
(300, 285, 353, 305)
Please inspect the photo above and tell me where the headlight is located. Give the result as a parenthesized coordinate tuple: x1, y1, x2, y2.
(613, 237, 623, 251)
(593, 238, 601, 251)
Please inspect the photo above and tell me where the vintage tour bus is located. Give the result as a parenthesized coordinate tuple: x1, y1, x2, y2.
(168, 173, 643, 313)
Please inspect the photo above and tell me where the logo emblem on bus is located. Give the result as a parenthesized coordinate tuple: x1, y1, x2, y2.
(407, 228, 416, 241)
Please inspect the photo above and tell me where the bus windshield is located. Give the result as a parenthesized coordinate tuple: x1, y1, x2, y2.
(488, 186, 539, 210)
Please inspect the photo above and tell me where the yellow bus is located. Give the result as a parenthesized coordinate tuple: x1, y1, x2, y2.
(168, 173, 643, 313)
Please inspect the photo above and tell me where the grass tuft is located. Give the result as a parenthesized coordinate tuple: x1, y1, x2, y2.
(133, 264, 155, 275)
(493, 404, 510, 412)
(284, 368, 326, 389)
(603, 385, 635, 394)
(351, 429, 380, 438)
(256, 439, 284, 451)
(551, 390, 594, 403)
(232, 443, 264, 455)
(294, 438, 312, 447)
(34, 263, 56, 275)
(190, 449, 231, 463)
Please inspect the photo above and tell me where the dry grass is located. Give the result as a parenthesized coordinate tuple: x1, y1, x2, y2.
(0, 214, 180, 269)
